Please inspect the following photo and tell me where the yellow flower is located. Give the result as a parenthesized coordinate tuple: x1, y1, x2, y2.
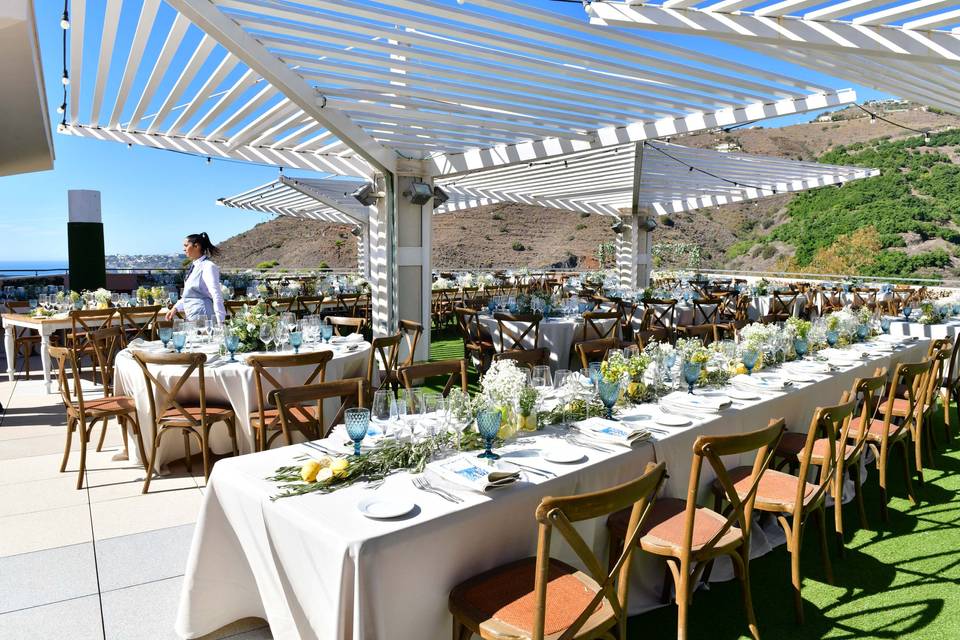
(329, 457, 349, 478)
(316, 468, 334, 483)
(734, 364, 748, 376)
(300, 460, 321, 482)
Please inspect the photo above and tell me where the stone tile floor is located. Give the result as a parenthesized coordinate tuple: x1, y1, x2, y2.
(0, 352, 272, 640)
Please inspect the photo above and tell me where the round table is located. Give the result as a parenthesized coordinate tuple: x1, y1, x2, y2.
(114, 339, 370, 470)
(478, 314, 615, 370)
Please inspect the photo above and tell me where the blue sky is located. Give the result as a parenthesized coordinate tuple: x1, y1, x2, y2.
(0, 0, 887, 262)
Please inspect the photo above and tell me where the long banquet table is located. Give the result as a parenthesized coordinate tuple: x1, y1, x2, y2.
(478, 314, 616, 370)
(175, 335, 928, 640)
(114, 339, 371, 469)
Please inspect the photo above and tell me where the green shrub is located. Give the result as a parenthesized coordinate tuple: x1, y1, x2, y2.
(491, 212, 504, 221)
(512, 241, 525, 251)
(761, 245, 776, 259)
(256, 260, 279, 270)
(575, 223, 587, 231)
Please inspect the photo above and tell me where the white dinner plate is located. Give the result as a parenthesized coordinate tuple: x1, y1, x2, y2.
(784, 372, 816, 383)
(543, 447, 587, 464)
(654, 414, 691, 427)
(357, 497, 416, 519)
(726, 389, 760, 401)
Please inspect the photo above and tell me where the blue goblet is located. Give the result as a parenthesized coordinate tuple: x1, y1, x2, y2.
(683, 361, 701, 394)
(476, 409, 502, 460)
(793, 338, 808, 359)
(741, 348, 759, 375)
(903, 306, 912, 321)
(225, 334, 240, 362)
(289, 331, 303, 354)
(321, 324, 333, 343)
(588, 361, 602, 386)
(881, 317, 891, 333)
(171, 331, 187, 353)
(856, 324, 869, 341)
(345, 408, 370, 457)
(826, 330, 839, 347)
(598, 379, 621, 419)
(158, 326, 172, 349)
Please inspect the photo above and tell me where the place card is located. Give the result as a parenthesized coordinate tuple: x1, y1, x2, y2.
(574, 417, 651, 446)
(432, 456, 520, 492)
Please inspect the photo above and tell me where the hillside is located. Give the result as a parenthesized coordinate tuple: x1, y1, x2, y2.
(216, 106, 960, 278)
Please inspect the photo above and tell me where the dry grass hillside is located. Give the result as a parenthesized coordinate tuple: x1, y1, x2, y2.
(217, 106, 960, 274)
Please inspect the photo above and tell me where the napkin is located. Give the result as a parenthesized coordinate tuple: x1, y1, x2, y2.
(662, 390, 731, 412)
(432, 456, 520, 492)
(574, 417, 651, 446)
(330, 333, 365, 345)
(731, 374, 793, 391)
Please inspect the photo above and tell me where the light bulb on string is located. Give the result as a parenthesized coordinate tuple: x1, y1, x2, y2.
(61, 71, 70, 86)
(56, 103, 65, 114)
(61, 11, 70, 29)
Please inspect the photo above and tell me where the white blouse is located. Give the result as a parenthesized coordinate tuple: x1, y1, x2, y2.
(175, 255, 226, 324)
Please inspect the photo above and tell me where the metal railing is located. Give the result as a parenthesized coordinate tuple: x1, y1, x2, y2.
(694, 268, 960, 288)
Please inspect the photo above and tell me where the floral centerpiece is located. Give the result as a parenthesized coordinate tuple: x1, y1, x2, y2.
(516, 386, 540, 431)
(753, 278, 770, 296)
(601, 350, 651, 402)
(92, 288, 112, 309)
(458, 272, 475, 288)
(786, 317, 811, 341)
(676, 337, 710, 365)
(918, 301, 946, 325)
(226, 301, 275, 352)
(479, 359, 528, 439)
(477, 273, 496, 290)
(136, 286, 151, 304)
(824, 307, 859, 343)
(347, 274, 369, 293)
(432, 276, 453, 290)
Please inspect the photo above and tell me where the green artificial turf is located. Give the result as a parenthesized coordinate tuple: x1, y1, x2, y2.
(427, 327, 960, 639)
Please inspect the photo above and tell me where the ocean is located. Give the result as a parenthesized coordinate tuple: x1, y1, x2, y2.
(0, 261, 69, 278)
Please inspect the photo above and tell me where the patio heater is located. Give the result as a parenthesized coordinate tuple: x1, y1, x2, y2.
(67, 189, 106, 292)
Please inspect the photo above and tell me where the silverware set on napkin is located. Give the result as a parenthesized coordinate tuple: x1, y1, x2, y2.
(412, 476, 463, 503)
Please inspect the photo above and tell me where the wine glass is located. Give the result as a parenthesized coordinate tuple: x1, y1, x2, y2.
(321, 323, 333, 344)
(171, 331, 187, 353)
(345, 408, 370, 457)
(531, 365, 553, 391)
(446, 389, 472, 451)
(682, 361, 702, 394)
(38, 294, 49, 309)
(741, 348, 759, 375)
(275, 323, 290, 352)
(881, 317, 891, 334)
(28, 298, 38, 312)
(421, 392, 443, 438)
(389, 391, 408, 438)
(598, 378, 621, 418)
(826, 330, 839, 347)
(588, 361, 602, 387)
(288, 330, 303, 354)
(400, 388, 424, 437)
(476, 407, 502, 459)
(194, 315, 208, 345)
(158, 325, 173, 349)
(371, 390, 392, 439)
(259, 323, 274, 352)
(224, 327, 240, 362)
(793, 337, 808, 360)
(120, 292, 130, 307)
(111, 292, 120, 306)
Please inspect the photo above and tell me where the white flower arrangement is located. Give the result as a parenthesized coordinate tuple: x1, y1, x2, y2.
(458, 272, 475, 288)
(918, 301, 947, 325)
(432, 276, 452, 290)
(739, 322, 780, 352)
(480, 359, 528, 408)
(347, 274, 368, 291)
(220, 284, 233, 300)
(824, 307, 859, 340)
(93, 288, 112, 306)
(675, 336, 710, 364)
(477, 273, 495, 290)
(287, 282, 302, 293)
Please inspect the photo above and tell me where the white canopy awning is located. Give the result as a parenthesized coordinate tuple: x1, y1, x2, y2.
(588, 1, 960, 115)
(59, 0, 855, 178)
(217, 175, 369, 224)
(435, 140, 879, 216)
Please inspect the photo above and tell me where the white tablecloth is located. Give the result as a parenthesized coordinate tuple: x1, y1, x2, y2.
(887, 318, 960, 342)
(175, 336, 929, 640)
(114, 341, 370, 469)
(478, 315, 615, 370)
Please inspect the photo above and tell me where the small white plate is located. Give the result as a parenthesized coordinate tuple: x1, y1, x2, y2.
(785, 372, 816, 383)
(543, 447, 587, 464)
(357, 497, 416, 519)
(654, 414, 691, 427)
(727, 389, 759, 401)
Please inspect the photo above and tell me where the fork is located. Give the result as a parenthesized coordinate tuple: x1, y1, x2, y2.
(412, 476, 462, 503)
(566, 435, 613, 453)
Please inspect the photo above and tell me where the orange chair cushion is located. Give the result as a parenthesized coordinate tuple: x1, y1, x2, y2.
(450, 557, 605, 637)
(160, 406, 234, 422)
(609, 497, 741, 553)
(777, 431, 856, 463)
(251, 405, 317, 429)
(729, 466, 817, 513)
(84, 396, 137, 414)
(848, 417, 900, 441)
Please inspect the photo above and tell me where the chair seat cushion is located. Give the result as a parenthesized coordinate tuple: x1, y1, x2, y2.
(607, 497, 741, 553)
(776, 432, 857, 463)
(848, 416, 900, 441)
(251, 405, 317, 429)
(728, 466, 818, 513)
(160, 405, 234, 423)
(84, 396, 137, 414)
(449, 557, 611, 638)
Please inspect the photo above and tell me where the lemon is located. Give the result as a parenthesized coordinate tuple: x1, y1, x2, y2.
(300, 460, 321, 483)
(316, 468, 334, 483)
(734, 364, 747, 376)
(329, 457, 350, 478)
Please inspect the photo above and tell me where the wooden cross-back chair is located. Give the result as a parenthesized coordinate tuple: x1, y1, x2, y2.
(295, 295, 327, 317)
(819, 289, 844, 315)
(449, 461, 667, 640)
(247, 351, 334, 451)
(493, 312, 541, 352)
(609, 420, 785, 640)
(398, 320, 423, 368)
(432, 289, 457, 328)
(50, 345, 147, 490)
(579, 311, 620, 343)
(132, 351, 238, 491)
(336, 292, 365, 318)
(224, 300, 247, 319)
(117, 305, 162, 345)
(494, 347, 551, 370)
(939, 332, 960, 440)
(677, 323, 725, 346)
(266, 297, 297, 314)
(848, 360, 930, 522)
(901, 344, 952, 475)
(87, 326, 129, 452)
(325, 315, 366, 336)
(690, 298, 720, 325)
(641, 299, 676, 343)
(271, 378, 367, 441)
(460, 287, 480, 308)
(455, 306, 494, 373)
(4, 301, 49, 380)
(728, 400, 854, 623)
(851, 288, 878, 311)
(367, 333, 402, 395)
(766, 290, 798, 322)
(69, 308, 119, 384)
(574, 338, 617, 371)
(398, 359, 468, 397)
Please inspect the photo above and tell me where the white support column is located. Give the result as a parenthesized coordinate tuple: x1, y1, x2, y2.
(616, 141, 653, 290)
(617, 214, 639, 290)
(395, 175, 432, 362)
(369, 173, 395, 338)
(357, 223, 370, 279)
(637, 216, 653, 289)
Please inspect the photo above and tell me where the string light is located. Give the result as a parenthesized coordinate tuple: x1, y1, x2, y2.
(856, 104, 931, 141)
(60, 10, 70, 30)
(59, 1, 68, 127)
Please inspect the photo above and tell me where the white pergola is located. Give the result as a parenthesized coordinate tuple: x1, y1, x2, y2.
(588, 1, 960, 115)
(58, 0, 877, 356)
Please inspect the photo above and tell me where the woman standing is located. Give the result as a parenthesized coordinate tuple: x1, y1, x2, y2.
(166, 232, 226, 324)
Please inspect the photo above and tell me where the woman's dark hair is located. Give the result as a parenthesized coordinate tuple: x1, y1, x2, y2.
(186, 232, 220, 258)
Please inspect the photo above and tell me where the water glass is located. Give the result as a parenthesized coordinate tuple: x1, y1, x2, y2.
(826, 330, 839, 347)
(476, 408, 502, 460)
(345, 408, 370, 457)
(598, 379, 621, 419)
(158, 326, 173, 348)
(389, 392, 408, 437)
(588, 361, 602, 387)
(446, 389, 472, 450)
(194, 316, 208, 344)
(793, 337, 808, 359)
(903, 306, 912, 321)
(741, 348, 759, 375)
(172, 331, 187, 353)
(531, 365, 552, 390)
(856, 324, 869, 341)
(682, 361, 702, 394)
(224, 329, 240, 362)
(371, 390, 392, 439)
(321, 324, 334, 343)
(259, 323, 275, 352)
(289, 331, 303, 354)
(881, 317, 891, 333)
(111, 292, 120, 306)
(421, 392, 443, 437)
